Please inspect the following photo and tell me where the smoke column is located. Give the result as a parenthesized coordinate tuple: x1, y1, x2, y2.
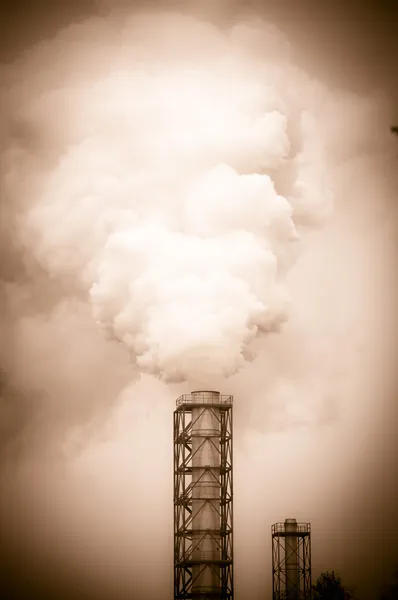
(1, 4, 397, 600)
(2, 9, 333, 389)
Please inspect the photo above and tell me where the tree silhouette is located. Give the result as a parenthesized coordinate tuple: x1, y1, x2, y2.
(312, 571, 356, 600)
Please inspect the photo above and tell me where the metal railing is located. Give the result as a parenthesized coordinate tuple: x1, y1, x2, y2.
(176, 394, 233, 407)
(272, 523, 311, 534)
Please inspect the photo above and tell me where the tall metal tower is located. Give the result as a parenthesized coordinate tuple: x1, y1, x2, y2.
(272, 519, 312, 600)
(174, 390, 234, 599)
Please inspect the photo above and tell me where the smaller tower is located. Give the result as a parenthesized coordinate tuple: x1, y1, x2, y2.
(272, 519, 311, 600)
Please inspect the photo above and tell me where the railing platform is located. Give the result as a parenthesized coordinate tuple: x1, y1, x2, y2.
(176, 394, 233, 407)
(272, 522, 311, 535)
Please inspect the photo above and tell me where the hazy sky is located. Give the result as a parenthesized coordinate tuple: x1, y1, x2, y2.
(0, 2, 397, 600)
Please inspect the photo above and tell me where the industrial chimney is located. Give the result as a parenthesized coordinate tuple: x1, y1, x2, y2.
(285, 519, 299, 600)
(272, 519, 312, 600)
(174, 391, 233, 599)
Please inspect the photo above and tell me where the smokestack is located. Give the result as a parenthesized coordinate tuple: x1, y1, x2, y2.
(285, 518, 299, 600)
(174, 391, 233, 599)
(272, 519, 311, 600)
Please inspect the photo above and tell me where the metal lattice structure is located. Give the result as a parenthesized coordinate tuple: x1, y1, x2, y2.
(174, 391, 233, 599)
(272, 520, 312, 600)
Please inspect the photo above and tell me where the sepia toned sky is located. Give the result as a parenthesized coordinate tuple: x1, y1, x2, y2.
(0, 2, 397, 600)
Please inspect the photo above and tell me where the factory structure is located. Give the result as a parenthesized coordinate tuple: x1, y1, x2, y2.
(173, 391, 311, 599)
(174, 391, 233, 599)
(272, 519, 312, 599)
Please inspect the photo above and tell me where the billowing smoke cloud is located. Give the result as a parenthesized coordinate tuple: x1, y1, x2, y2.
(2, 10, 333, 386)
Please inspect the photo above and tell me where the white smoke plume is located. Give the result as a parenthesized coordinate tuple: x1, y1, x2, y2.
(3, 10, 333, 386)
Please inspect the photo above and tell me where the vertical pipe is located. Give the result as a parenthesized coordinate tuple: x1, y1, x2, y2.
(191, 391, 221, 598)
(285, 518, 298, 600)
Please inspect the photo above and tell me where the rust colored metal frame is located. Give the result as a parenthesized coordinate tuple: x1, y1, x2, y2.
(272, 522, 312, 600)
(174, 395, 233, 599)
